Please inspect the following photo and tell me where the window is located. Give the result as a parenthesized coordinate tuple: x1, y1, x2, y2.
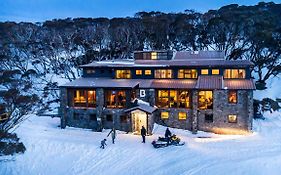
(115, 70, 131, 79)
(74, 90, 87, 107)
(205, 114, 213, 122)
(155, 69, 173, 78)
(178, 112, 187, 120)
(212, 69, 220, 75)
(73, 113, 82, 120)
(86, 69, 95, 74)
(228, 91, 237, 104)
(90, 114, 97, 121)
(228, 115, 237, 123)
(198, 91, 213, 110)
(87, 90, 96, 107)
(178, 69, 197, 78)
(157, 90, 169, 108)
(136, 70, 142, 75)
(201, 69, 209, 75)
(161, 112, 169, 119)
(105, 90, 126, 108)
(224, 69, 246, 78)
(73, 90, 96, 108)
(145, 70, 151, 75)
(106, 115, 113, 122)
(156, 90, 190, 108)
(151, 52, 157, 60)
(178, 91, 190, 108)
(120, 115, 128, 123)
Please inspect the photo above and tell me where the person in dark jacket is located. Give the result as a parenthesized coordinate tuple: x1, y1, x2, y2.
(165, 128, 172, 144)
(141, 126, 147, 143)
(107, 127, 116, 144)
(100, 139, 107, 149)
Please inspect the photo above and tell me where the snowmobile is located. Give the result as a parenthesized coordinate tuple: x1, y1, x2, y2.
(151, 134, 185, 148)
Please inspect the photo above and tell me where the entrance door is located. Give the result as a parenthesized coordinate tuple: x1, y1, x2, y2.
(131, 110, 147, 134)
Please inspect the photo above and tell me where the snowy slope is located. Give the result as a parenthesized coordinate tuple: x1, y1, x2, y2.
(1, 111, 281, 175)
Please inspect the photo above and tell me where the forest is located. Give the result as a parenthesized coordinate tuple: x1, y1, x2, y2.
(0, 2, 280, 135)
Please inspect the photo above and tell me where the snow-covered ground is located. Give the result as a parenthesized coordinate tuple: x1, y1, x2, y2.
(1, 111, 281, 175)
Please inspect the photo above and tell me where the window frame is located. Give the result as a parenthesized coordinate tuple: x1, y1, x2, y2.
(224, 69, 246, 79)
(145, 70, 152, 75)
(228, 114, 237, 123)
(228, 90, 238, 104)
(156, 89, 191, 108)
(161, 111, 169, 119)
(178, 69, 198, 79)
(136, 70, 142, 75)
(154, 69, 173, 78)
(105, 90, 127, 108)
(198, 90, 213, 110)
(115, 70, 131, 79)
(178, 112, 187, 120)
(73, 89, 96, 108)
(211, 69, 220, 75)
(201, 69, 209, 75)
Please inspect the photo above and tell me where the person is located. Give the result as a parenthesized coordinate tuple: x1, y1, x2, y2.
(141, 126, 146, 143)
(165, 128, 172, 145)
(100, 139, 107, 149)
(107, 127, 116, 144)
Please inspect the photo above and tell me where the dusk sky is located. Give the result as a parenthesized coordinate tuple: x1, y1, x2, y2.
(1, 0, 281, 22)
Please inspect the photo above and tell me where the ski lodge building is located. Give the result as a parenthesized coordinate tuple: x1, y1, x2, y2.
(60, 51, 255, 134)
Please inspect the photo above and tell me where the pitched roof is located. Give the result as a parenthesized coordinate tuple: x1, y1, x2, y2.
(60, 78, 139, 88)
(196, 76, 223, 89)
(224, 79, 256, 90)
(124, 104, 157, 114)
(60, 78, 256, 90)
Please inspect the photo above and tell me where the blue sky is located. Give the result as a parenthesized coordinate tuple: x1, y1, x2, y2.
(0, 0, 281, 22)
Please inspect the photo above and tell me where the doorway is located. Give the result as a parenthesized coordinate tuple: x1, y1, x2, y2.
(131, 110, 147, 134)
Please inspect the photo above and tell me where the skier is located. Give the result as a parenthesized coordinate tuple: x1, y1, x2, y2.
(100, 139, 107, 149)
(141, 126, 147, 143)
(107, 127, 116, 144)
(165, 128, 172, 145)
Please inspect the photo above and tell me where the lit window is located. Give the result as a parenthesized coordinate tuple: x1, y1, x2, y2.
(161, 112, 169, 119)
(105, 90, 126, 108)
(228, 91, 237, 104)
(156, 90, 190, 108)
(178, 112, 187, 120)
(74, 90, 86, 107)
(198, 91, 213, 110)
(151, 52, 157, 60)
(87, 90, 96, 107)
(212, 69, 220, 75)
(136, 70, 142, 75)
(155, 69, 173, 78)
(145, 70, 151, 75)
(224, 69, 245, 78)
(86, 69, 95, 74)
(178, 69, 197, 78)
(228, 115, 237, 123)
(116, 70, 131, 79)
(201, 69, 209, 75)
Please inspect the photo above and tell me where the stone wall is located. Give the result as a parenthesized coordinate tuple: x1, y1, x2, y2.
(197, 90, 253, 134)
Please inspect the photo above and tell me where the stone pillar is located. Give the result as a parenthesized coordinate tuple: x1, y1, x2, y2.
(247, 91, 254, 130)
(96, 88, 104, 129)
(60, 87, 68, 129)
(148, 89, 156, 106)
(191, 90, 198, 134)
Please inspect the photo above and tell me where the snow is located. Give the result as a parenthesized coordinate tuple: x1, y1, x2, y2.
(254, 76, 281, 100)
(1, 111, 281, 175)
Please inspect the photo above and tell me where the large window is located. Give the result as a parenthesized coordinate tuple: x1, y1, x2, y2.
(198, 91, 213, 110)
(228, 90, 237, 104)
(105, 90, 126, 108)
(73, 90, 96, 108)
(115, 70, 131, 79)
(178, 69, 197, 78)
(156, 90, 190, 108)
(224, 69, 245, 78)
(155, 69, 173, 78)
